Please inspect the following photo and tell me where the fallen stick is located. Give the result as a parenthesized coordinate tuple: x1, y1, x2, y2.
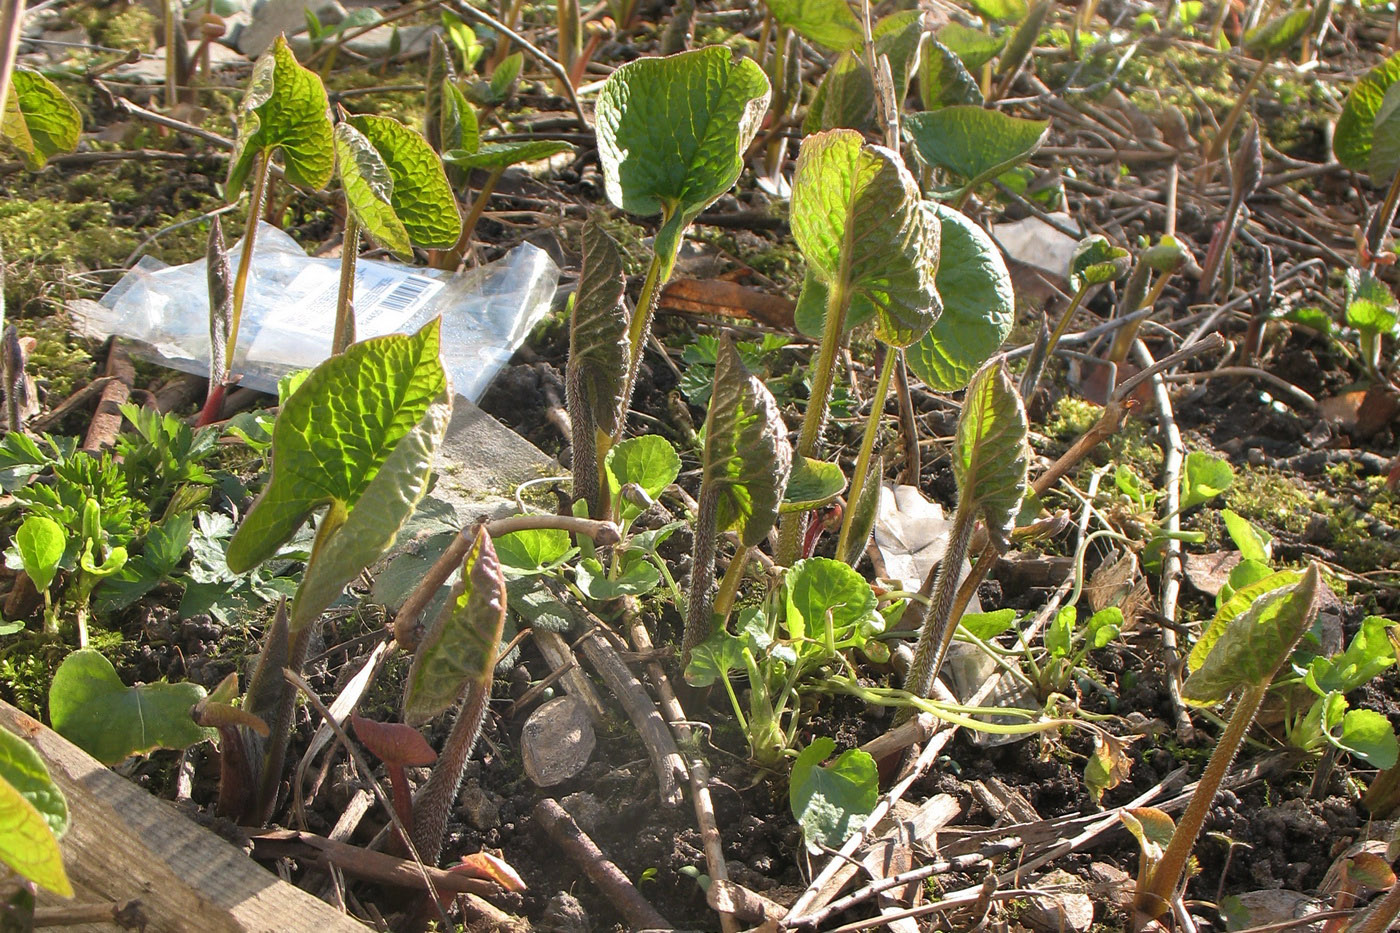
(531, 629, 610, 725)
(569, 608, 687, 806)
(81, 341, 134, 453)
(533, 798, 673, 931)
(250, 829, 497, 897)
(28, 376, 114, 435)
(32, 900, 147, 929)
(626, 601, 739, 933)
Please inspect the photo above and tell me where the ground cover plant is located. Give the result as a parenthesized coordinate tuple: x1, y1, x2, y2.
(1, 0, 1400, 930)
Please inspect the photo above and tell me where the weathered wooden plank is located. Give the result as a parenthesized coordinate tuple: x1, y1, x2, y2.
(0, 700, 367, 932)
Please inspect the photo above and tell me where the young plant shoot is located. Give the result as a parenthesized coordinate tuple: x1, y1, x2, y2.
(202, 35, 334, 425)
(899, 359, 1029, 720)
(684, 335, 792, 656)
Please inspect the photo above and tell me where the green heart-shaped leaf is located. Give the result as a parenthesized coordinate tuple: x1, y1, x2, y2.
(604, 435, 681, 522)
(907, 204, 1013, 391)
(348, 114, 461, 249)
(905, 106, 1050, 191)
(781, 455, 847, 513)
(873, 10, 925, 99)
(1307, 616, 1397, 695)
(1, 68, 81, 171)
(1183, 565, 1322, 704)
(765, 0, 863, 50)
(443, 139, 572, 170)
(684, 625, 745, 688)
(596, 47, 770, 260)
(1191, 569, 1302, 671)
(791, 129, 941, 347)
(49, 649, 213, 764)
(918, 35, 984, 110)
(784, 557, 877, 644)
(1180, 450, 1233, 511)
(1332, 707, 1399, 768)
(1373, 81, 1400, 182)
(955, 360, 1029, 550)
(335, 122, 412, 260)
(494, 528, 574, 575)
(701, 336, 792, 547)
(790, 736, 878, 853)
(403, 527, 507, 725)
(226, 320, 447, 577)
(1337, 51, 1400, 172)
(15, 515, 64, 593)
(574, 556, 660, 599)
(1347, 268, 1400, 336)
(1069, 235, 1131, 293)
(227, 35, 334, 194)
(937, 22, 1006, 71)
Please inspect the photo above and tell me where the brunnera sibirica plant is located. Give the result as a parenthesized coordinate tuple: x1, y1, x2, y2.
(1, 6, 1399, 931)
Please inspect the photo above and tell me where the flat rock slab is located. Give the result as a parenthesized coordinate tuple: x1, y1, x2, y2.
(521, 695, 595, 787)
(433, 396, 560, 520)
(2, 700, 367, 933)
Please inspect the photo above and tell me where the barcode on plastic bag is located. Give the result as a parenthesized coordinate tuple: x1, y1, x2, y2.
(358, 270, 445, 328)
(377, 275, 435, 314)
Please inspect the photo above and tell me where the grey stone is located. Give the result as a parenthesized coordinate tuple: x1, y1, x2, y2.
(521, 695, 595, 787)
(538, 892, 589, 933)
(287, 23, 437, 59)
(110, 40, 247, 84)
(1021, 870, 1095, 933)
(432, 396, 560, 518)
(237, 0, 345, 56)
(559, 792, 607, 838)
(455, 784, 502, 830)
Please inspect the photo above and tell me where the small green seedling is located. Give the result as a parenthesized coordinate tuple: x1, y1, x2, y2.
(1344, 267, 1399, 378)
(1024, 234, 1130, 396)
(1335, 52, 1400, 264)
(1129, 566, 1323, 927)
(8, 514, 64, 634)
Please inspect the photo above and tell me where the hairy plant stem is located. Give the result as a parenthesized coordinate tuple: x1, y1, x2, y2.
(836, 345, 897, 560)
(894, 353, 920, 484)
(683, 482, 720, 656)
(253, 625, 310, 822)
(1132, 681, 1268, 926)
(440, 166, 505, 270)
(615, 237, 679, 443)
(711, 543, 749, 630)
(1201, 56, 1270, 174)
(895, 495, 977, 726)
(411, 680, 490, 863)
(199, 148, 270, 426)
(332, 213, 360, 355)
(776, 278, 850, 565)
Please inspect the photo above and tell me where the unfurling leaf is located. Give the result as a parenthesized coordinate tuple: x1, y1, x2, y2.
(908, 204, 1014, 391)
(335, 121, 412, 260)
(790, 129, 941, 345)
(1, 68, 81, 171)
(1191, 569, 1302, 670)
(227, 35, 334, 194)
(568, 220, 628, 440)
(348, 114, 461, 249)
(206, 217, 232, 388)
(954, 361, 1029, 550)
(1121, 806, 1175, 882)
(596, 47, 770, 262)
(1183, 565, 1322, 704)
(403, 528, 507, 725)
(790, 737, 878, 853)
(1243, 6, 1312, 57)
(48, 649, 213, 764)
(701, 336, 792, 546)
(227, 321, 448, 630)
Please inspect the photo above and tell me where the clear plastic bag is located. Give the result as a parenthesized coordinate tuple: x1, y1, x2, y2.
(73, 223, 559, 401)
